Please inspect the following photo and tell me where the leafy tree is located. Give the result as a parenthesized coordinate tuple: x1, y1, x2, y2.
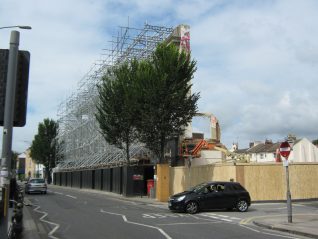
(30, 118, 58, 183)
(136, 43, 200, 163)
(96, 43, 200, 165)
(96, 60, 140, 164)
(313, 139, 318, 145)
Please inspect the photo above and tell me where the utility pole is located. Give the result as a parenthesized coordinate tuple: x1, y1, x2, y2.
(0, 30, 20, 237)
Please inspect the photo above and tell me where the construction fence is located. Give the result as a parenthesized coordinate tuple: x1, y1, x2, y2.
(53, 165, 154, 197)
(156, 162, 318, 202)
(53, 163, 318, 202)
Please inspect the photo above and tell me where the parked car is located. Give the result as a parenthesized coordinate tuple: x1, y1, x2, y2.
(25, 178, 47, 194)
(168, 181, 251, 214)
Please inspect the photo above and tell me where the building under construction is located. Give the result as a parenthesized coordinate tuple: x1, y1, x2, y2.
(55, 24, 180, 170)
(54, 23, 195, 196)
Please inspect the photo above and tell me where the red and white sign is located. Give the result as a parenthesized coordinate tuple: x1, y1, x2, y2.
(279, 141, 291, 159)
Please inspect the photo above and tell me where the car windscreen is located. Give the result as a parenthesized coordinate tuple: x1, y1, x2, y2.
(29, 179, 45, 184)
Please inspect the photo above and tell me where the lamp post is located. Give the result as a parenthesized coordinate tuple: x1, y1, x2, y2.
(0, 25, 31, 238)
(0, 25, 32, 30)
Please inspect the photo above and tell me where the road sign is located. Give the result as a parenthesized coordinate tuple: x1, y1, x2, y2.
(0, 49, 30, 127)
(280, 141, 291, 159)
(280, 140, 293, 223)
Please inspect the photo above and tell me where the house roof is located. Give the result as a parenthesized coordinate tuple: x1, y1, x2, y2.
(246, 142, 281, 154)
(234, 148, 248, 154)
(234, 138, 309, 155)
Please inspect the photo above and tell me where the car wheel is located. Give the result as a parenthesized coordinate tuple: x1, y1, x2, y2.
(236, 199, 248, 212)
(44, 191, 47, 194)
(185, 201, 199, 214)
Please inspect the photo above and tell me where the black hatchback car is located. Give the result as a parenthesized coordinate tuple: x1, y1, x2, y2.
(168, 181, 251, 214)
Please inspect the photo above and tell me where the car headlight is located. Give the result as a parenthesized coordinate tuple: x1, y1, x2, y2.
(176, 195, 186, 202)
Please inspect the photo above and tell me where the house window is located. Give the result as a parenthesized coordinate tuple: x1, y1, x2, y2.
(260, 154, 264, 159)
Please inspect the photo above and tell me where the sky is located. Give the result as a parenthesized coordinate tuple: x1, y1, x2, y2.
(1, 0, 318, 154)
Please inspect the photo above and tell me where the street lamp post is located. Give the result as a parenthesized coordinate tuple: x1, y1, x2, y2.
(0, 25, 32, 30)
(0, 25, 31, 238)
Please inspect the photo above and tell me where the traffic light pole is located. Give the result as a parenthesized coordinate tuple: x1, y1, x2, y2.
(0, 30, 19, 237)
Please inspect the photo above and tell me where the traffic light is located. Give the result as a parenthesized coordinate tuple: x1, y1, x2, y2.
(0, 49, 30, 127)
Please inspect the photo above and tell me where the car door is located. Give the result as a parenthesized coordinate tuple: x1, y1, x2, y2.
(221, 184, 238, 208)
(199, 184, 224, 209)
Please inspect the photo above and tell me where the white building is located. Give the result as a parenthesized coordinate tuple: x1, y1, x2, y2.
(247, 138, 318, 163)
(289, 138, 318, 162)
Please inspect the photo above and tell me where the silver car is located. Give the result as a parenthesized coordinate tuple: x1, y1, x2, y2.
(25, 178, 47, 194)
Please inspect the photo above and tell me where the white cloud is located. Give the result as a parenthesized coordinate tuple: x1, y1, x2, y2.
(0, 0, 108, 153)
(188, 0, 318, 147)
(1, 0, 318, 154)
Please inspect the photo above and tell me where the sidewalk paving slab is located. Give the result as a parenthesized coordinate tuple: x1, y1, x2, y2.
(253, 214, 318, 239)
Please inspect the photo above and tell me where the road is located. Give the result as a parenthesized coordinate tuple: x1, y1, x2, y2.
(24, 185, 316, 239)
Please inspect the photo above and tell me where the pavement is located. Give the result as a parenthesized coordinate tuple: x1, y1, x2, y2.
(22, 198, 42, 239)
(21, 187, 318, 239)
(253, 214, 318, 239)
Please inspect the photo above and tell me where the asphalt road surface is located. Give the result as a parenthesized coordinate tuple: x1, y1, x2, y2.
(24, 185, 315, 239)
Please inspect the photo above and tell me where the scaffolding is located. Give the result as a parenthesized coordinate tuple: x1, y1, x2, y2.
(55, 23, 175, 172)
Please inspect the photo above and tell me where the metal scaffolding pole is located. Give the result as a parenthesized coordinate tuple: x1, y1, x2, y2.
(55, 23, 177, 172)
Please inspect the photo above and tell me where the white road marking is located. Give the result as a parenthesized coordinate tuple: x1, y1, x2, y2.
(66, 194, 77, 199)
(207, 216, 222, 219)
(158, 221, 222, 226)
(54, 192, 63, 195)
(33, 205, 60, 239)
(142, 213, 180, 218)
(200, 213, 242, 222)
(240, 224, 260, 233)
(100, 209, 172, 239)
(219, 218, 233, 222)
(142, 214, 156, 218)
(202, 215, 232, 222)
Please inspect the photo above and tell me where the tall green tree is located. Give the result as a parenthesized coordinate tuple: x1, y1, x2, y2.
(96, 60, 140, 164)
(30, 118, 58, 183)
(136, 43, 200, 163)
(313, 139, 318, 145)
